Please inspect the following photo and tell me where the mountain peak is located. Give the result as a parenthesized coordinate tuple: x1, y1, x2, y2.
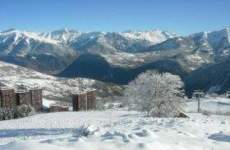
(120, 29, 175, 44)
(63, 27, 70, 32)
(190, 31, 208, 39)
(44, 28, 82, 44)
(51, 28, 79, 34)
(0, 28, 17, 33)
(0, 29, 59, 45)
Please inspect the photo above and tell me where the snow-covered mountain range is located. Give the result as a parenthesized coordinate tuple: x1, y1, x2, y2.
(0, 29, 77, 73)
(0, 28, 176, 73)
(41, 28, 174, 45)
(0, 27, 230, 94)
(0, 28, 229, 73)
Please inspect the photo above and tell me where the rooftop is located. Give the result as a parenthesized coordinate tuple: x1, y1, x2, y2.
(0, 85, 14, 91)
(72, 88, 96, 95)
(15, 89, 29, 93)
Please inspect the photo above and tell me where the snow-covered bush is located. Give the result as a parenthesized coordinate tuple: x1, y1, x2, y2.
(95, 99, 106, 110)
(0, 108, 15, 120)
(0, 104, 36, 121)
(125, 71, 185, 117)
(15, 104, 35, 118)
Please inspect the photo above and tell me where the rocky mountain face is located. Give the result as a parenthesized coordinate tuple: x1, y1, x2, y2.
(0, 29, 77, 73)
(0, 28, 175, 73)
(59, 54, 187, 84)
(58, 27, 230, 94)
(185, 59, 230, 96)
(0, 27, 230, 94)
(147, 28, 230, 69)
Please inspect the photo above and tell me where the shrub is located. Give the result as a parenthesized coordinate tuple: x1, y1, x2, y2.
(15, 104, 35, 118)
(0, 104, 35, 121)
(0, 108, 15, 120)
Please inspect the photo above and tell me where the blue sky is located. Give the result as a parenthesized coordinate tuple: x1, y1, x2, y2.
(0, 0, 229, 35)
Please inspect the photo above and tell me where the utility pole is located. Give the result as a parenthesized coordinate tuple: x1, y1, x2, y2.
(193, 90, 204, 113)
(198, 93, 200, 113)
(85, 92, 88, 111)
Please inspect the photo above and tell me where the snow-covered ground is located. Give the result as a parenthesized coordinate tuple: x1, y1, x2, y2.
(0, 110, 230, 150)
(1, 59, 230, 150)
(186, 97, 230, 115)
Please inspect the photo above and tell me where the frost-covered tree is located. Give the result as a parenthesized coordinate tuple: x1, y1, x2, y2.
(125, 71, 185, 117)
(15, 104, 35, 118)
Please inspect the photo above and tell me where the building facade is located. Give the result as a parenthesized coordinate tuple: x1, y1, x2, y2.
(0, 87, 16, 108)
(0, 85, 43, 112)
(72, 89, 96, 111)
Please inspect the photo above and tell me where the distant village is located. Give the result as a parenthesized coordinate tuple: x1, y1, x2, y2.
(0, 83, 96, 113)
